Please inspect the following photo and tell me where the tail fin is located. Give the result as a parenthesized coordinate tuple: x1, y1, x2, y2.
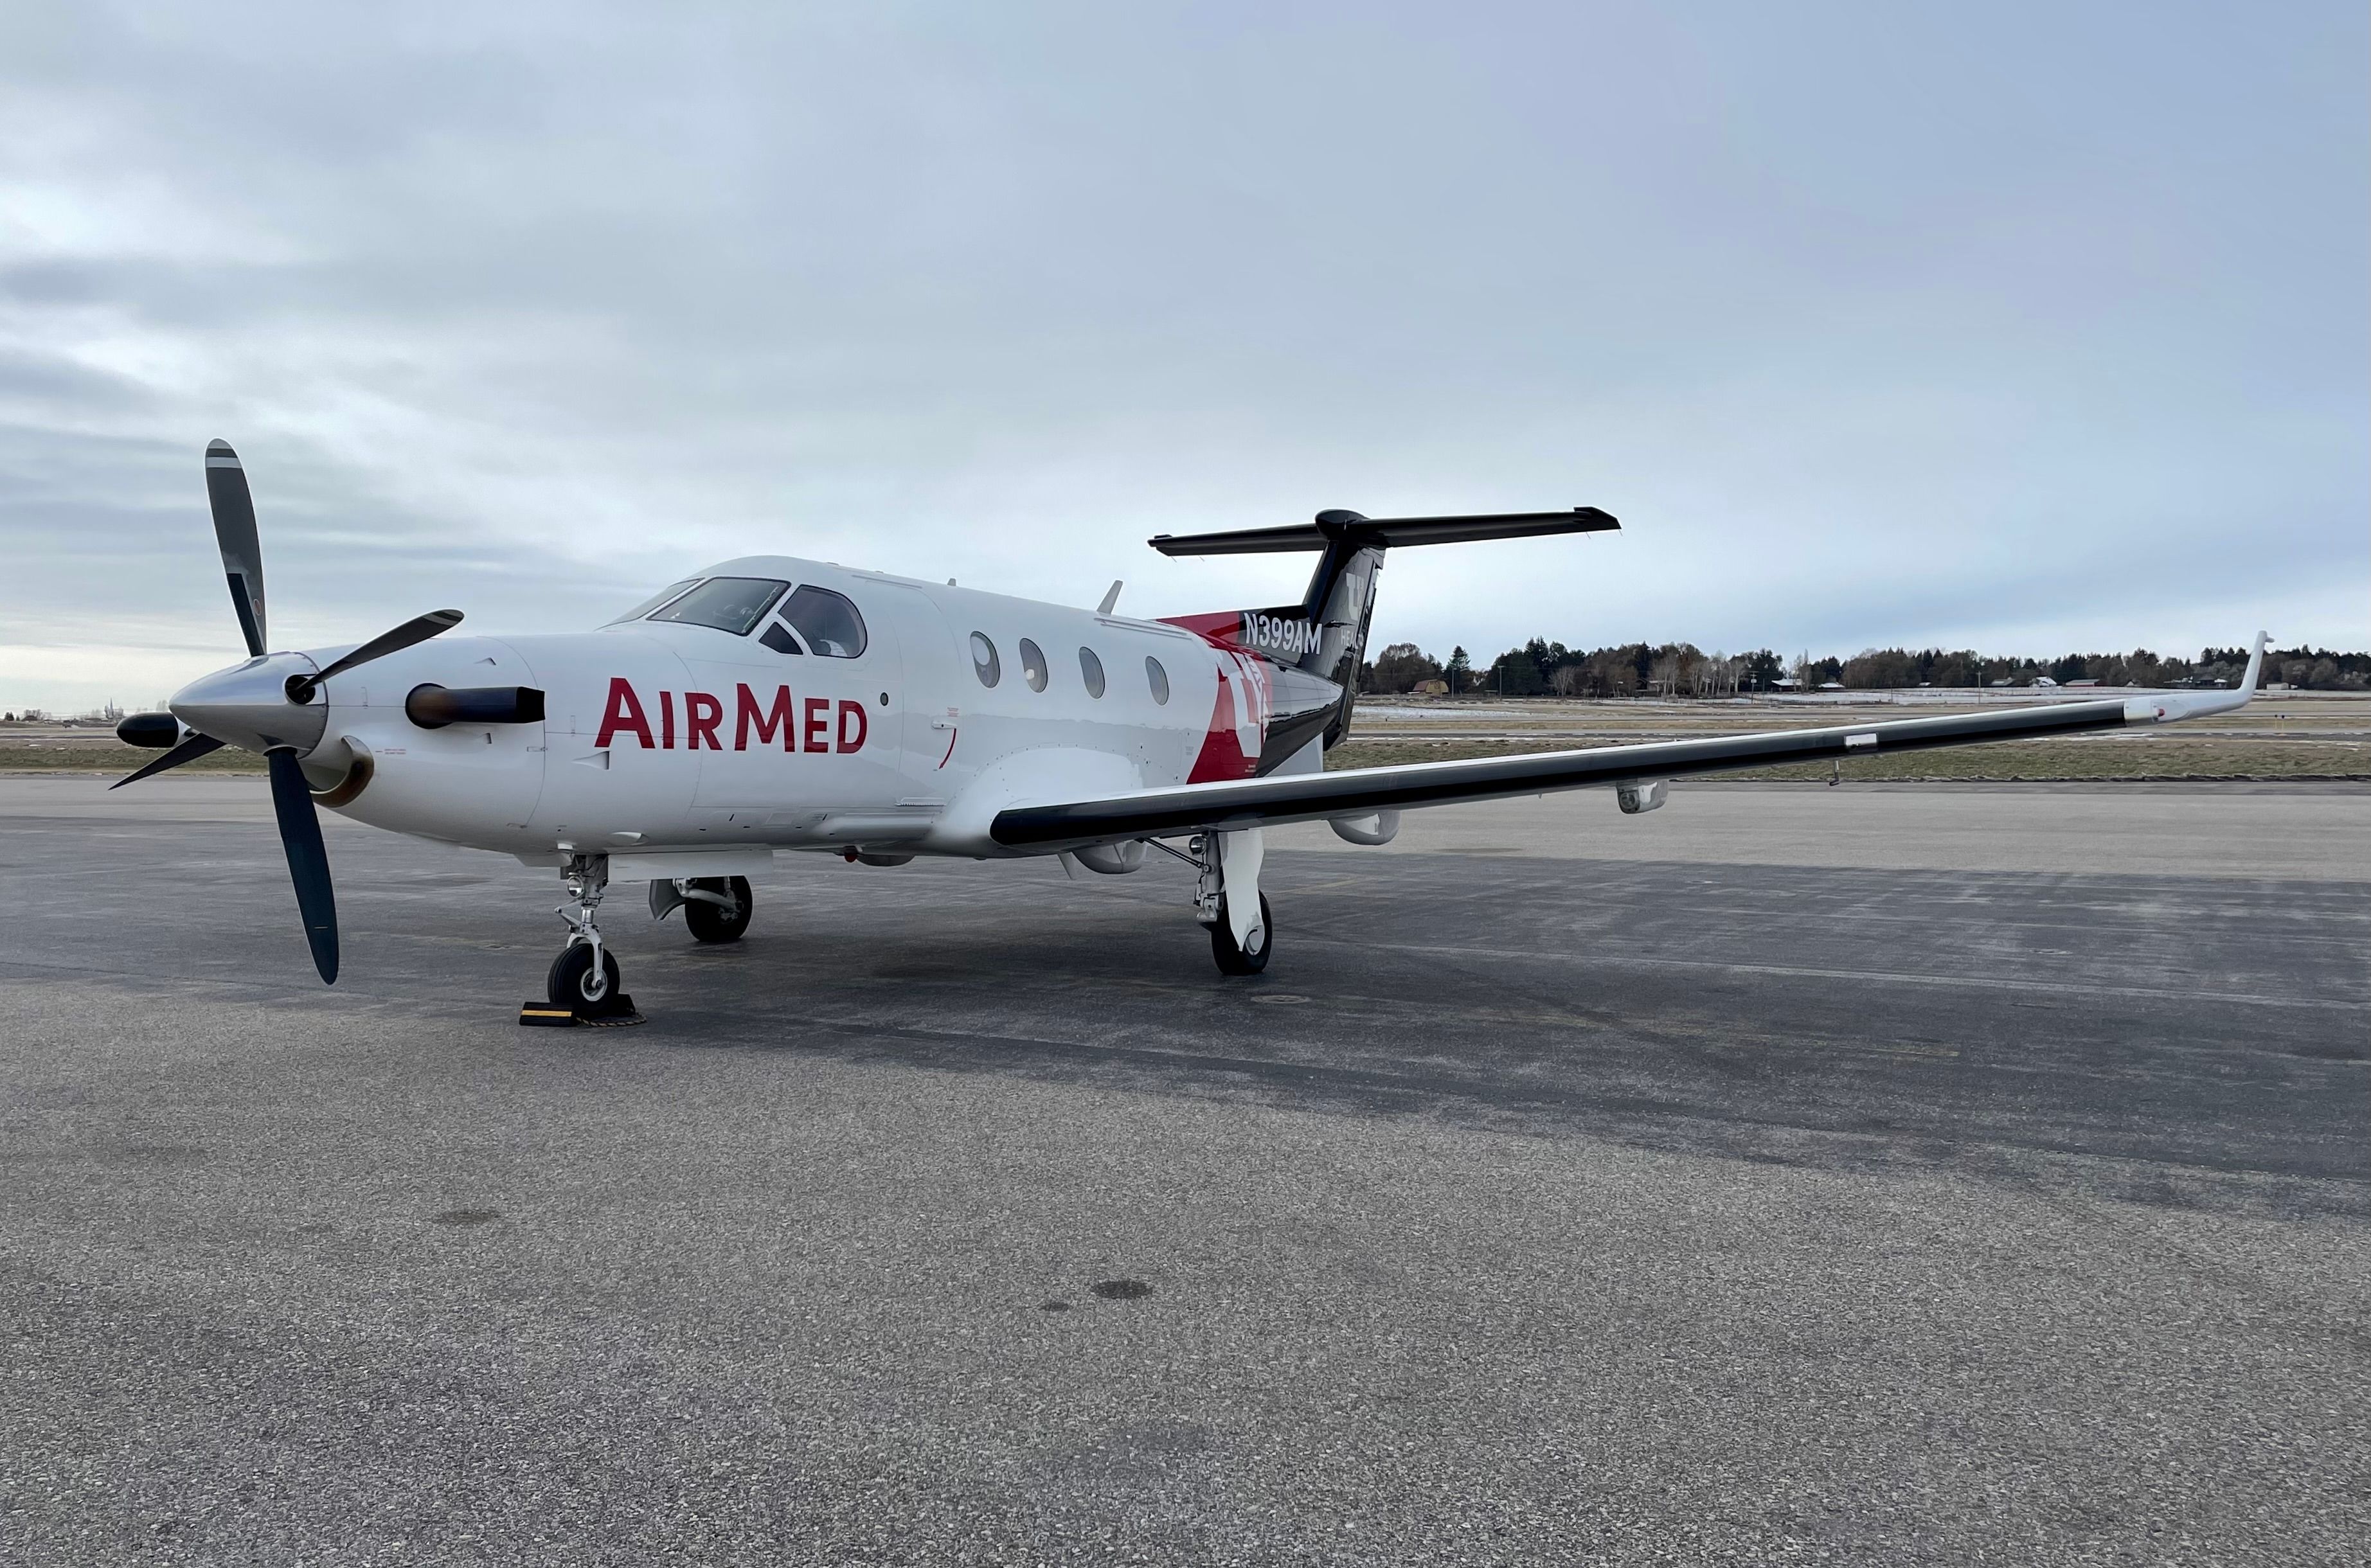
(1152, 506, 1619, 749)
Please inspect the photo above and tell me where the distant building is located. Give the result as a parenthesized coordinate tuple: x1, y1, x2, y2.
(2064, 678, 2099, 687)
(1412, 679, 1449, 695)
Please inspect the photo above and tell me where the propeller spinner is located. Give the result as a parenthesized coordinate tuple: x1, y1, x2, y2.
(109, 440, 466, 984)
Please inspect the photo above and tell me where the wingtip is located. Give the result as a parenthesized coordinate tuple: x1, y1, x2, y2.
(2239, 630, 2269, 697)
(204, 439, 242, 467)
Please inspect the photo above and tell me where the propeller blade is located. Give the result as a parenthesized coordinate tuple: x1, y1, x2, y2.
(287, 609, 464, 701)
(109, 733, 226, 789)
(265, 750, 339, 983)
(205, 440, 267, 657)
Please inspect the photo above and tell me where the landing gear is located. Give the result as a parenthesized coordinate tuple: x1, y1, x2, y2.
(1210, 892, 1273, 974)
(548, 941, 622, 1009)
(683, 876, 753, 943)
(1188, 827, 1272, 977)
(539, 851, 639, 1021)
(649, 875, 755, 943)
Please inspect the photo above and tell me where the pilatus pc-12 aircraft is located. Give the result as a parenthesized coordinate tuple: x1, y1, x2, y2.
(116, 441, 2267, 1020)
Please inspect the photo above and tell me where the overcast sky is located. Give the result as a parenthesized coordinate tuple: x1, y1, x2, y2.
(3, 1, 2363, 711)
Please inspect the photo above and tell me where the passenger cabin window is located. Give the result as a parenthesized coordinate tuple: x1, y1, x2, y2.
(645, 576, 788, 635)
(1145, 655, 1170, 704)
(780, 585, 868, 657)
(1079, 646, 1105, 698)
(971, 632, 1001, 688)
(1019, 637, 1048, 692)
(606, 578, 700, 625)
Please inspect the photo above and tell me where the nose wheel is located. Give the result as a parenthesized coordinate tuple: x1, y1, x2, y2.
(525, 852, 642, 1024)
(548, 941, 622, 1009)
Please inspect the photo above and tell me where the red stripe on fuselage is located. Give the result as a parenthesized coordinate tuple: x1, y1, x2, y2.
(1185, 648, 1273, 783)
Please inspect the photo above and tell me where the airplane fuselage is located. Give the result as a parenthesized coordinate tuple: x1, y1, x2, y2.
(256, 555, 1338, 866)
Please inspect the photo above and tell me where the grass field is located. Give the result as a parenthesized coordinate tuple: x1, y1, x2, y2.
(1325, 735, 2369, 781)
(0, 738, 273, 776)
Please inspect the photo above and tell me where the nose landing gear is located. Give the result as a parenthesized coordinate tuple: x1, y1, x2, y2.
(522, 852, 643, 1026)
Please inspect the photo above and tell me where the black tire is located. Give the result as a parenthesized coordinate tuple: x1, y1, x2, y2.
(1209, 892, 1273, 976)
(547, 942, 622, 1011)
(683, 876, 753, 943)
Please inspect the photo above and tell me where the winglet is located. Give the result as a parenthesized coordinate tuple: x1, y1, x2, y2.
(2123, 632, 2268, 724)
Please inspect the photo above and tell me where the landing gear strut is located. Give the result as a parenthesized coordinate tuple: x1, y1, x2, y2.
(541, 852, 638, 1020)
(1191, 828, 1271, 976)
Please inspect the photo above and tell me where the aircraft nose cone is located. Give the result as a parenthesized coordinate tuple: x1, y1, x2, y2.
(170, 652, 328, 756)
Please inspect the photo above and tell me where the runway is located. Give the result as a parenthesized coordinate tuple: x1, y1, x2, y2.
(3, 777, 2366, 1564)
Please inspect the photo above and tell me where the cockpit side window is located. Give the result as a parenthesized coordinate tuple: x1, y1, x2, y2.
(604, 578, 701, 626)
(645, 576, 790, 635)
(779, 585, 868, 658)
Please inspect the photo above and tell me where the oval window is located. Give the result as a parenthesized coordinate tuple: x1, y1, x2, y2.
(971, 632, 1001, 688)
(1079, 646, 1105, 699)
(1019, 637, 1048, 693)
(1145, 655, 1170, 705)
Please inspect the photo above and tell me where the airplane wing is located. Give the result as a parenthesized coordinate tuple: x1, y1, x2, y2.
(991, 634, 2268, 852)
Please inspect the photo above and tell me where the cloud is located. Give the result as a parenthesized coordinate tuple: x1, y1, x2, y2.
(1, 1, 2363, 711)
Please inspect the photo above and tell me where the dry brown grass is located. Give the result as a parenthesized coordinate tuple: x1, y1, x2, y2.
(1327, 735, 2368, 780)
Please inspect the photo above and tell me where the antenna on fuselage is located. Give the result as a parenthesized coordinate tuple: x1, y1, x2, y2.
(1098, 580, 1123, 614)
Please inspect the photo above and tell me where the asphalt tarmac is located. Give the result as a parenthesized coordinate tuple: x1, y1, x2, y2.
(3, 778, 2367, 1565)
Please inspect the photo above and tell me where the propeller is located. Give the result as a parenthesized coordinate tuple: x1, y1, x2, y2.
(111, 732, 225, 789)
(266, 750, 339, 983)
(111, 440, 470, 984)
(285, 608, 463, 704)
(206, 439, 268, 657)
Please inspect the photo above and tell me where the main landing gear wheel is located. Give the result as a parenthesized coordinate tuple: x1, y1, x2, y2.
(548, 942, 622, 1010)
(1210, 892, 1273, 976)
(683, 876, 753, 943)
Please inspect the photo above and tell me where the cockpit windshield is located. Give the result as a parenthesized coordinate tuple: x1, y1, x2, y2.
(643, 576, 791, 635)
(604, 579, 700, 626)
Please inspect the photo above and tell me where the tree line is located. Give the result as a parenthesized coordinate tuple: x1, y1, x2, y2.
(1360, 641, 2371, 697)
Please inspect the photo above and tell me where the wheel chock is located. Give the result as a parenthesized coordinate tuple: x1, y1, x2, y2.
(519, 992, 645, 1028)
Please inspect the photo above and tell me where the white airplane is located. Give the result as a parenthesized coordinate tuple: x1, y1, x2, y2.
(115, 441, 2268, 1022)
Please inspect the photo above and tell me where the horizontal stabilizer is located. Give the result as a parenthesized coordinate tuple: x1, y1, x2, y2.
(1149, 507, 1618, 557)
